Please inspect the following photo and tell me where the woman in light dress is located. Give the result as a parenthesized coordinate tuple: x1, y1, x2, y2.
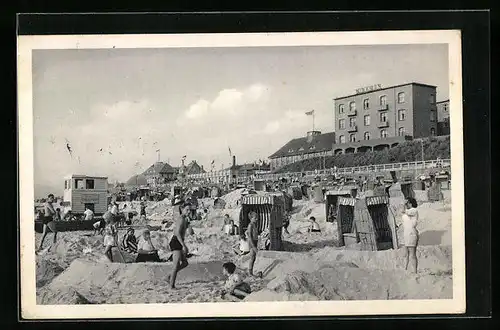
(401, 197, 420, 273)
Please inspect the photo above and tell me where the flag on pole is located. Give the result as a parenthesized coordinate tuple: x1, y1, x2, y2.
(211, 160, 215, 165)
(156, 149, 160, 152)
(305, 110, 315, 116)
(182, 155, 187, 160)
(228, 146, 232, 156)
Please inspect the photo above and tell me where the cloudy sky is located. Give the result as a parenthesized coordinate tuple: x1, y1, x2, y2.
(32, 43, 448, 197)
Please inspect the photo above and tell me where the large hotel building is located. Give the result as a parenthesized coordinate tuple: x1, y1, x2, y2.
(268, 82, 446, 171)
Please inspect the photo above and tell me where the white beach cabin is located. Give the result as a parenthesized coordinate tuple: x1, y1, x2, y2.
(63, 174, 109, 215)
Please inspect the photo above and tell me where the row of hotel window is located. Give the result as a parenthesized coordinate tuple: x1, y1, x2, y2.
(339, 110, 437, 128)
(338, 93, 436, 113)
(337, 127, 436, 144)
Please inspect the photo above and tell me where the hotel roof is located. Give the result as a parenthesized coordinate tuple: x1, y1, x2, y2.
(269, 132, 336, 159)
(334, 82, 437, 101)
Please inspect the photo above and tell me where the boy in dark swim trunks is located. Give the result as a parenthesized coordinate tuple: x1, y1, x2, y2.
(37, 194, 58, 252)
(167, 196, 190, 289)
(246, 211, 262, 278)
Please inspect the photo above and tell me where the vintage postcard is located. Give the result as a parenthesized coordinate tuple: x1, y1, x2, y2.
(18, 30, 465, 319)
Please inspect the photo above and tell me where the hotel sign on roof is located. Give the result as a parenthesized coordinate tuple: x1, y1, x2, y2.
(356, 84, 382, 94)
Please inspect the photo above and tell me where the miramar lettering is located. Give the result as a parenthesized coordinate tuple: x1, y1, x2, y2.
(356, 84, 382, 94)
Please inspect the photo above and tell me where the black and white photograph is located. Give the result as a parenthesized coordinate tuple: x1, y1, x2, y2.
(18, 30, 465, 318)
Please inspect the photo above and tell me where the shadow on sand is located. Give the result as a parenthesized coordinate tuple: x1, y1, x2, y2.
(282, 239, 340, 252)
(418, 230, 446, 246)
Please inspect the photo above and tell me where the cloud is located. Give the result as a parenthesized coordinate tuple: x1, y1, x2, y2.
(185, 100, 210, 119)
(263, 121, 281, 134)
(178, 83, 270, 125)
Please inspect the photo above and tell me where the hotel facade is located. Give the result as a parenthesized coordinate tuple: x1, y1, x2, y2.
(267, 82, 443, 171)
(333, 82, 439, 154)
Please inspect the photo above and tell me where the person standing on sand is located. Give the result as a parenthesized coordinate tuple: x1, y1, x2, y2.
(167, 196, 190, 289)
(399, 197, 420, 274)
(37, 194, 58, 252)
(246, 211, 262, 278)
(103, 211, 118, 262)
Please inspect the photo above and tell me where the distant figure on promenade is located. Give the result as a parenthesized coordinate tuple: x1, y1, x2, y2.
(167, 196, 190, 289)
(37, 194, 59, 253)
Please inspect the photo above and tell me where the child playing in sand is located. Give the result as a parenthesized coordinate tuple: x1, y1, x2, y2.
(136, 229, 163, 262)
(220, 262, 252, 301)
(233, 234, 251, 256)
(399, 197, 420, 273)
(103, 212, 118, 262)
(307, 216, 321, 233)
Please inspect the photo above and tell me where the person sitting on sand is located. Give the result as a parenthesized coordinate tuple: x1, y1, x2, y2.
(220, 262, 252, 301)
(122, 227, 138, 254)
(136, 230, 163, 262)
(307, 216, 321, 233)
(103, 212, 118, 262)
(233, 234, 251, 256)
(399, 197, 420, 274)
(246, 211, 262, 278)
(201, 209, 208, 221)
(221, 214, 235, 235)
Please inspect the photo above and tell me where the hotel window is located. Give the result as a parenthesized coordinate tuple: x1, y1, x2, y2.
(443, 104, 448, 112)
(380, 129, 388, 138)
(429, 94, 436, 104)
(398, 127, 405, 136)
(339, 135, 346, 144)
(363, 99, 369, 110)
(380, 112, 388, 122)
(339, 119, 345, 129)
(349, 117, 356, 127)
(398, 109, 406, 121)
(349, 134, 356, 142)
(430, 110, 437, 122)
(339, 104, 345, 114)
(298, 147, 304, 151)
(349, 101, 356, 112)
(379, 95, 387, 106)
(364, 132, 370, 140)
(288, 149, 294, 153)
(397, 92, 405, 103)
(364, 115, 370, 126)
(431, 128, 436, 136)
(309, 145, 316, 150)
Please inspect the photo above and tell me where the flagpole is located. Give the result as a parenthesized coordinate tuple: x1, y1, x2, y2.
(313, 110, 315, 132)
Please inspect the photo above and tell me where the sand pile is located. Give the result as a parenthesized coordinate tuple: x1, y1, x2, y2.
(258, 266, 452, 301)
(221, 188, 247, 209)
(37, 259, 246, 304)
(36, 259, 65, 288)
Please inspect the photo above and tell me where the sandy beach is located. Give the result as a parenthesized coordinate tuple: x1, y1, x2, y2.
(35, 189, 452, 304)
